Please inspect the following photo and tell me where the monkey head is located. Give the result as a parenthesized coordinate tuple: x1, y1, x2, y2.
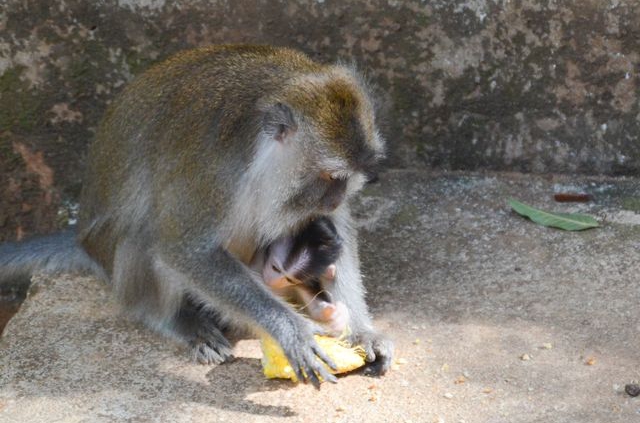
(262, 216, 342, 289)
(238, 68, 385, 243)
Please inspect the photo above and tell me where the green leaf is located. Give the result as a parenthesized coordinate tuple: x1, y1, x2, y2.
(508, 198, 600, 231)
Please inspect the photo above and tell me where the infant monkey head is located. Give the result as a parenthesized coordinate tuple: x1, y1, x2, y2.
(263, 217, 341, 289)
(262, 217, 348, 334)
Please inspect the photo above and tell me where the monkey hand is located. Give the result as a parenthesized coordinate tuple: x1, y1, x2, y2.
(306, 300, 349, 336)
(350, 330, 394, 377)
(325, 301, 349, 334)
(261, 332, 366, 385)
(272, 316, 339, 388)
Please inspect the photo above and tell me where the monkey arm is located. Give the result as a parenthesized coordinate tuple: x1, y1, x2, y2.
(328, 209, 373, 333)
(160, 242, 338, 387)
(329, 209, 395, 376)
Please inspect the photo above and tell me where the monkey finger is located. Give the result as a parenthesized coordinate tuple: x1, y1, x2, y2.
(355, 333, 383, 363)
(358, 339, 376, 362)
(309, 322, 331, 337)
(297, 359, 332, 389)
(363, 347, 393, 376)
(307, 359, 337, 386)
(365, 347, 377, 363)
(359, 334, 394, 376)
(316, 366, 338, 385)
(320, 366, 338, 384)
(292, 364, 306, 385)
(305, 366, 323, 389)
(312, 343, 338, 372)
(322, 264, 337, 281)
(284, 349, 328, 387)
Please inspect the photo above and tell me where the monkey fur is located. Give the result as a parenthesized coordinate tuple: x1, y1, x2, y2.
(258, 216, 349, 335)
(0, 45, 394, 386)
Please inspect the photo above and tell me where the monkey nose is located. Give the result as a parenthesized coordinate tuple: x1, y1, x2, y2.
(321, 181, 347, 211)
(322, 194, 345, 211)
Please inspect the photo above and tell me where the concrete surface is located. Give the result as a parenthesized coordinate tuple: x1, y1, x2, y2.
(1, 170, 639, 423)
(3, 0, 640, 240)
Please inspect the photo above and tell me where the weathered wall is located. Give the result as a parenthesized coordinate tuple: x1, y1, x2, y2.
(1, 0, 639, 240)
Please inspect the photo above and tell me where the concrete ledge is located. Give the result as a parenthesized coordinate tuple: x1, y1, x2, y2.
(1, 171, 639, 422)
(3, 0, 640, 240)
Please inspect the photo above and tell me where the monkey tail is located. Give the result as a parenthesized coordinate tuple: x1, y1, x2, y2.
(0, 229, 105, 285)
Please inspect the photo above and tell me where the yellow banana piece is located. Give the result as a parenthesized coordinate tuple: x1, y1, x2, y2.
(261, 333, 366, 382)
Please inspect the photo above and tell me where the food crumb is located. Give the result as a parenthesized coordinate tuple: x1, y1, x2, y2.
(585, 357, 596, 366)
(520, 354, 531, 361)
(482, 387, 493, 394)
(396, 358, 408, 365)
(443, 392, 454, 399)
(541, 343, 553, 350)
(454, 375, 466, 384)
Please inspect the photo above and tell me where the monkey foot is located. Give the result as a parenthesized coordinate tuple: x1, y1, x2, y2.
(192, 340, 234, 365)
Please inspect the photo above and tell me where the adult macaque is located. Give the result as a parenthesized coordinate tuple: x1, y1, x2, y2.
(0, 45, 394, 386)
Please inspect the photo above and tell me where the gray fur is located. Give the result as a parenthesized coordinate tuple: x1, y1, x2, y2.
(0, 46, 393, 385)
(0, 230, 106, 285)
(329, 204, 394, 374)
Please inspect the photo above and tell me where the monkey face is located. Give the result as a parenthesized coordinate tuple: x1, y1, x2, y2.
(227, 66, 385, 245)
(280, 133, 379, 216)
(262, 238, 318, 290)
(285, 172, 349, 214)
(262, 238, 299, 289)
(262, 217, 342, 291)
(319, 175, 348, 212)
(259, 69, 385, 218)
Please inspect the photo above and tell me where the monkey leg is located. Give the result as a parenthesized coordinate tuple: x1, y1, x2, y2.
(111, 238, 234, 364)
(172, 293, 234, 365)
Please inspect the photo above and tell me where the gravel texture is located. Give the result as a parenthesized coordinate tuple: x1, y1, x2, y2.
(1, 170, 639, 422)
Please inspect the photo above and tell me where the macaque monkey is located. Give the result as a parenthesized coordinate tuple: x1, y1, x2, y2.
(0, 45, 393, 386)
(257, 217, 349, 335)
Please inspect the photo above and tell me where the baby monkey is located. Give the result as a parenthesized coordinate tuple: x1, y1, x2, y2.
(259, 217, 349, 334)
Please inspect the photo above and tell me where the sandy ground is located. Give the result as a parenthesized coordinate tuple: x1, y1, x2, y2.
(1, 170, 639, 423)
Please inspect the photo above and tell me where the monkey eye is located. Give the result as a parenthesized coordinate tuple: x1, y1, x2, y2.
(320, 171, 347, 182)
(271, 264, 281, 273)
(319, 171, 333, 181)
(285, 277, 298, 285)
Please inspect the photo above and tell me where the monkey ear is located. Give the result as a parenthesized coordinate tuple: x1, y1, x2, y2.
(263, 102, 297, 142)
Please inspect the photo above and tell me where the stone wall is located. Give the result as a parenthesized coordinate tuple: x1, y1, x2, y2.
(1, 0, 639, 240)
